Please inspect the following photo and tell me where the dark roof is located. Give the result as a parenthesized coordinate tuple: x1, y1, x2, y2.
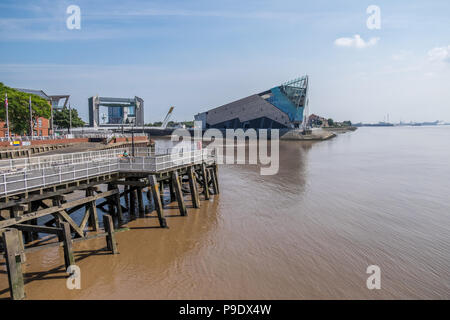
(14, 88, 50, 101)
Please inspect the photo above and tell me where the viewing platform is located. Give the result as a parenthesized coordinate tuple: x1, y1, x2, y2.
(0, 146, 219, 300)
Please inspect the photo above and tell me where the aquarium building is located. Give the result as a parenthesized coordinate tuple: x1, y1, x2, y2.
(195, 76, 309, 129)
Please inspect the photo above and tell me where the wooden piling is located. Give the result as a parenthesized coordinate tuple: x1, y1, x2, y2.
(11, 205, 27, 263)
(60, 222, 75, 270)
(106, 183, 116, 218)
(129, 187, 137, 217)
(137, 187, 145, 217)
(172, 171, 187, 216)
(124, 185, 130, 209)
(52, 197, 63, 241)
(187, 166, 200, 208)
(210, 168, 219, 195)
(1, 228, 25, 300)
(30, 201, 40, 241)
(87, 188, 99, 231)
(114, 187, 124, 226)
(103, 214, 118, 254)
(148, 175, 167, 228)
(159, 181, 165, 207)
(146, 187, 152, 204)
(169, 180, 176, 202)
(201, 163, 210, 200)
(19, 204, 33, 243)
(214, 164, 220, 194)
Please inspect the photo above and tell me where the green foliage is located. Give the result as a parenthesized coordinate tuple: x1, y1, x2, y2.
(343, 120, 352, 126)
(0, 82, 51, 135)
(183, 121, 194, 128)
(327, 118, 334, 126)
(53, 106, 85, 129)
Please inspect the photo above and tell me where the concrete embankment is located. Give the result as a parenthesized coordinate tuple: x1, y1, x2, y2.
(322, 126, 358, 133)
(280, 129, 336, 141)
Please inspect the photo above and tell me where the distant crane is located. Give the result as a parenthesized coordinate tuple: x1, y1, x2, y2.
(161, 106, 174, 129)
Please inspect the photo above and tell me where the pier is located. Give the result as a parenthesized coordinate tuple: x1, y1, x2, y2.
(0, 146, 219, 299)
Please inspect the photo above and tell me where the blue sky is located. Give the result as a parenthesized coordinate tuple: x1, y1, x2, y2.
(1, 0, 449, 123)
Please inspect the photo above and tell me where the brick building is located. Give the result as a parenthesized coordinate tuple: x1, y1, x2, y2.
(0, 88, 67, 138)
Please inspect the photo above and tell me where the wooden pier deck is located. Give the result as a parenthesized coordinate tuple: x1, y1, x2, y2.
(0, 147, 219, 299)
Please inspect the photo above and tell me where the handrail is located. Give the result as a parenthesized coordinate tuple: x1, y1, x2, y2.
(0, 148, 215, 196)
(0, 133, 147, 142)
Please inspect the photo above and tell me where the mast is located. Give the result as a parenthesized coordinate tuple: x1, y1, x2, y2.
(302, 75, 310, 132)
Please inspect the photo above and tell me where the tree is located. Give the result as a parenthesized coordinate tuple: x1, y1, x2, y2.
(53, 106, 85, 131)
(343, 120, 352, 126)
(327, 118, 334, 126)
(0, 82, 51, 135)
(182, 121, 194, 128)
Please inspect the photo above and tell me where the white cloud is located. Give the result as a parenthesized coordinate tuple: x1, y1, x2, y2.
(391, 50, 412, 61)
(428, 46, 450, 63)
(334, 34, 379, 49)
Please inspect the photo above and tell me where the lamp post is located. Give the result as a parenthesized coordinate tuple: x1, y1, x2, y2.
(69, 103, 72, 134)
(131, 120, 135, 157)
(5, 93, 10, 140)
(29, 96, 33, 138)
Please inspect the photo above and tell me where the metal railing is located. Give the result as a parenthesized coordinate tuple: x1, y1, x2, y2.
(72, 133, 147, 139)
(0, 133, 147, 143)
(0, 147, 215, 196)
(0, 149, 127, 173)
(0, 135, 70, 142)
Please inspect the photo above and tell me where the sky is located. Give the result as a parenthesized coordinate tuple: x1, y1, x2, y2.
(0, 0, 449, 124)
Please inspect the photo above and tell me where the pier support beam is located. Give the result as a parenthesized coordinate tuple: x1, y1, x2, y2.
(1, 228, 25, 300)
(169, 180, 176, 202)
(10, 205, 26, 263)
(146, 187, 152, 205)
(87, 188, 99, 231)
(60, 222, 75, 270)
(137, 187, 145, 217)
(106, 183, 116, 219)
(172, 171, 187, 216)
(201, 163, 210, 200)
(187, 166, 200, 208)
(159, 181, 165, 207)
(29, 201, 40, 241)
(114, 187, 124, 226)
(148, 175, 167, 228)
(103, 214, 118, 254)
(124, 185, 130, 210)
(129, 187, 137, 218)
(210, 167, 219, 195)
(213, 164, 220, 194)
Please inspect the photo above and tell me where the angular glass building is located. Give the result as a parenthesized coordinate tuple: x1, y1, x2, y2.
(195, 76, 309, 129)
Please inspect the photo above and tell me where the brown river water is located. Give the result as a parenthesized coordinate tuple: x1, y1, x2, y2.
(0, 126, 449, 299)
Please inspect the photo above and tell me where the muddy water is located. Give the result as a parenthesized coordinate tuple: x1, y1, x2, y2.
(1, 127, 449, 299)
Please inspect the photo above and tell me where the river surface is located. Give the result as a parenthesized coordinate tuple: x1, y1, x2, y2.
(1, 126, 449, 299)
